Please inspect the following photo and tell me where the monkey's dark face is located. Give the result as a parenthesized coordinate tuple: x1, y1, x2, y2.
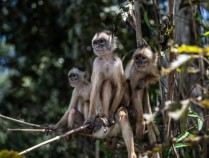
(68, 68, 84, 87)
(134, 54, 149, 69)
(92, 30, 118, 56)
(133, 47, 153, 71)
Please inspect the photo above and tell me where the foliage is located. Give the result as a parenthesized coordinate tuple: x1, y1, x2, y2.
(0, 0, 209, 158)
(0, 150, 23, 158)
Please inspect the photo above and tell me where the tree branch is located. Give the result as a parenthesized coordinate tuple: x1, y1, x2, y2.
(0, 114, 42, 128)
(134, 0, 144, 46)
(7, 128, 46, 132)
(19, 124, 90, 155)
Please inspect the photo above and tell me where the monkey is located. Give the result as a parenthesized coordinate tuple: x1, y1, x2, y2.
(46, 67, 91, 132)
(125, 45, 160, 140)
(84, 30, 125, 126)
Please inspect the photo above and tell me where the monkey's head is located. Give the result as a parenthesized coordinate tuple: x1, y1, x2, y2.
(68, 67, 89, 87)
(133, 46, 157, 71)
(92, 30, 119, 56)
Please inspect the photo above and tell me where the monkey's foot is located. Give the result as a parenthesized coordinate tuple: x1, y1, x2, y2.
(83, 118, 92, 125)
(100, 117, 109, 127)
(108, 113, 116, 126)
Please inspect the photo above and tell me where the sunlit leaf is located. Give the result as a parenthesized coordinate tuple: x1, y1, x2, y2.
(178, 44, 203, 54)
(188, 110, 199, 118)
(204, 47, 209, 56)
(187, 67, 200, 73)
(201, 99, 209, 108)
(166, 100, 190, 120)
(197, 117, 203, 131)
(161, 54, 191, 75)
(176, 131, 190, 142)
(184, 134, 201, 144)
(203, 31, 209, 36)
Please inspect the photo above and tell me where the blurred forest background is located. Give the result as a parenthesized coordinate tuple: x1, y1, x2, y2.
(0, 0, 209, 158)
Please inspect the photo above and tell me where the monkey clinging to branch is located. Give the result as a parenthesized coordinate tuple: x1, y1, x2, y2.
(125, 45, 159, 140)
(46, 68, 91, 132)
(84, 30, 125, 126)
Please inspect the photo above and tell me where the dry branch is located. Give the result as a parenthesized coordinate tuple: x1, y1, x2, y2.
(134, 0, 144, 46)
(7, 128, 46, 132)
(0, 114, 42, 128)
(19, 124, 90, 155)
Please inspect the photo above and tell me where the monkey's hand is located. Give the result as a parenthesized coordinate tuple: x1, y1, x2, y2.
(136, 79, 146, 90)
(43, 124, 58, 135)
(83, 118, 93, 126)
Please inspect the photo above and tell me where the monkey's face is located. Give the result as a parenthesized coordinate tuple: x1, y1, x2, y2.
(68, 68, 84, 87)
(92, 30, 118, 56)
(133, 47, 153, 71)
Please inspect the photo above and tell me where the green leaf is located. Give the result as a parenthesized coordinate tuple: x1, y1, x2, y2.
(143, 11, 152, 29)
(188, 110, 203, 131)
(176, 131, 190, 142)
(188, 110, 199, 118)
(168, 143, 188, 156)
(197, 118, 203, 131)
(203, 31, 209, 36)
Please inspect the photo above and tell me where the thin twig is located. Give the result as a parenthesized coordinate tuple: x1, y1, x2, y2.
(0, 114, 42, 128)
(134, 0, 144, 46)
(19, 124, 90, 155)
(7, 128, 46, 132)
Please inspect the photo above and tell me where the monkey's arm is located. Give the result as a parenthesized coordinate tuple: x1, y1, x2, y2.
(86, 60, 102, 121)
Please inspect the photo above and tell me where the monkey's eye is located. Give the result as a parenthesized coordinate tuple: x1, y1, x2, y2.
(134, 55, 140, 61)
(142, 56, 146, 60)
(93, 41, 98, 45)
(69, 73, 77, 78)
(99, 38, 105, 44)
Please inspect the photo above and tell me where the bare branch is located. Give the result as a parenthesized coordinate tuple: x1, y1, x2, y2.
(134, 0, 144, 46)
(19, 124, 90, 155)
(0, 114, 42, 128)
(7, 128, 46, 132)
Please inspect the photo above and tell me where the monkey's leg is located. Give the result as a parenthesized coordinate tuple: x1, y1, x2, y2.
(101, 80, 112, 126)
(83, 102, 89, 120)
(117, 107, 137, 158)
(85, 76, 102, 125)
(67, 108, 84, 129)
(132, 89, 145, 140)
(64, 108, 84, 140)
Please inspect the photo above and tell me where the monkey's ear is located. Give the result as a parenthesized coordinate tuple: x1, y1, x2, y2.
(153, 52, 158, 63)
(84, 71, 90, 80)
(113, 36, 119, 48)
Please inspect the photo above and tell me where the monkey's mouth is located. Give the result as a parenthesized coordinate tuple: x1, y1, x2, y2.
(136, 63, 145, 68)
(95, 48, 104, 52)
(70, 80, 78, 84)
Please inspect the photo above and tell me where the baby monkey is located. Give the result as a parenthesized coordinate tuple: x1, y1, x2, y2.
(85, 30, 125, 127)
(125, 45, 159, 140)
(47, 67, 91, 132)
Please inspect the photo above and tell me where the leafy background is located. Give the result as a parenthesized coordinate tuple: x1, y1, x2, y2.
(0, 0, 209, 158)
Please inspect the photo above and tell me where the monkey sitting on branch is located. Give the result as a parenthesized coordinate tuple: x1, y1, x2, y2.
(84, 30, 125, 127)
(46, 67, 91, 133)
(125, 45, 160, 142)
